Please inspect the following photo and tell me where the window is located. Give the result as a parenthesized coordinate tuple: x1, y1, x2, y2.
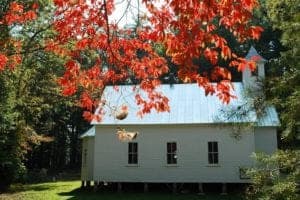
(128, 142, 138, 164)
(208, 142, 219, 164)
(167, 142, 177, 164)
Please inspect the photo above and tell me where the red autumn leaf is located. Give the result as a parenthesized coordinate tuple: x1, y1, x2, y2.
(0, 54, 8, 71)
(10, 2, 24, 13)
(204, 48, 219, 65)
(24, 10, 37, 21)
(0, 1, 38, 73)
(61, 85, 77, 96)
(76, 38, 90, 50)
(247, 61, 257, 71)
(32, 2, 39, 10)
(0, 0, 262, 121)
(212, 67, 232, 81)
(250, 26, 264, 40)
(237, 62, 247, 72)
(80, 92, 94, 111)
(82, 111, 93, 121)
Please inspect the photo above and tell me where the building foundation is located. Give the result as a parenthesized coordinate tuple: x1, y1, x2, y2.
(221, 183, 227, 195)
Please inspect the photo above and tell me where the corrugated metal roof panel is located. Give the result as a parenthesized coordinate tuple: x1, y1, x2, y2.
(91, 83, 279, 126)
(80, 126, 95, 138)
(257, 106, 280, 127)
(245, 46, 267, 62)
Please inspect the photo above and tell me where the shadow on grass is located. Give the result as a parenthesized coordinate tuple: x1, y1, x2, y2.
(7, 182, 72, 194)
(7, 184, 57, 193)
(58, 188, 243, 200)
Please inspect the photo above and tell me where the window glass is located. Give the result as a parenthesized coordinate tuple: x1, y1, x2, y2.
(167, 142, 177, 164)
(208, 142, 218, 164)
(128, 142, 138, 164)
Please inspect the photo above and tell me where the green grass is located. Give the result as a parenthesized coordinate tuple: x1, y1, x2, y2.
(0, 181, 244, 200)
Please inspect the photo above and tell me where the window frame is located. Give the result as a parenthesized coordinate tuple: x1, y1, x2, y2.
(167, 142, 177, 165)
(128, 142, 138, 165)
(208, 141, 219, 165)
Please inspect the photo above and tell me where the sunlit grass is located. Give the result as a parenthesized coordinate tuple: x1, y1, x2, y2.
(0, 181, 244, 200)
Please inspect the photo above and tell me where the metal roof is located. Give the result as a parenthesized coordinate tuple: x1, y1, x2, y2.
(257, 106, 280, 127)
(245, 46, 267, 62)
(91, 83, 280, 127)
(80, 126, 95, 138)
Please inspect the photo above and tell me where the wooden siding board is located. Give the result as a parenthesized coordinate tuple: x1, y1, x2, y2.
(81, 138, 94, 181)
(254, 127, 277, 154)
(92, 125, 255, 183)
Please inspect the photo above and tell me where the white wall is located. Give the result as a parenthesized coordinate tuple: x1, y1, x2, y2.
(81, 137, 95, 181)
(243, 62, 265, 89)
(254, 127, 277, 154)
(93, 125, 256, 183)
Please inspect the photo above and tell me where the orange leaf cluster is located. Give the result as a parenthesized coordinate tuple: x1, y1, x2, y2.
(0, 54, 9, 71)
(2, 2, 37, 25)
(49, 0, 263, 121)
(0, 2, 38, 71)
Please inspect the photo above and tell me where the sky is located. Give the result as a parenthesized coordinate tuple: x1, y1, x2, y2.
(110, 0, 146, 27)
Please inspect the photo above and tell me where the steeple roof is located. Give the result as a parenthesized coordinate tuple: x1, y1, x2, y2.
(245, 46, 266, 62)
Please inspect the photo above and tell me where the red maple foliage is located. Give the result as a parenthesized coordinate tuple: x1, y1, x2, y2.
(0, 2, 38, 71)
(1, 1, 263, 122)
(51, 0, 263, 121)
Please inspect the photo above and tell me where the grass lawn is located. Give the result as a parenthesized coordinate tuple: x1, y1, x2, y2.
(0, 181, 244, 200)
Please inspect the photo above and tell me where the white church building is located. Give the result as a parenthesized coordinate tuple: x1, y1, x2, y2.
(80, 47, 279, 193)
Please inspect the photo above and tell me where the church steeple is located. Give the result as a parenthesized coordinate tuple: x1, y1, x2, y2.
(242, 46, 266, 89)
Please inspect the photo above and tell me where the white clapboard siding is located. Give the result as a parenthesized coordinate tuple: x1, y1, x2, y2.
(254, 127, 278, 154)
(91, 125, 267, 183)
(81, 137, 94, 181)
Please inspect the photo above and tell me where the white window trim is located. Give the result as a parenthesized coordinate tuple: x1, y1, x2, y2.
(128, 142, 138, 165)
(166, 141, 178, 165)
(207, 141, 219, 165)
